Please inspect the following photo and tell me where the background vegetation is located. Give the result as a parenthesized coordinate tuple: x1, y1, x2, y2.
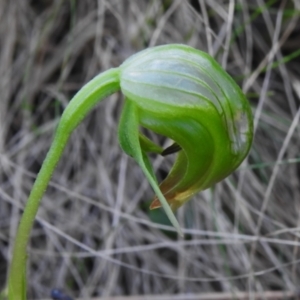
(0, 0, 300, 298)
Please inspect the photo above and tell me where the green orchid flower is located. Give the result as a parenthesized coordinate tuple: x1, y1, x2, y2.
(8, 44, 253, 300)
(119, 45, 253, 212)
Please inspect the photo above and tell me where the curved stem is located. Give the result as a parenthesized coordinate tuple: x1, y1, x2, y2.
(8, 68, 120, 300)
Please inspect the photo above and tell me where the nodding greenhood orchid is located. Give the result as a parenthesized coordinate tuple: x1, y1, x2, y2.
(119, 45, 253, 214)
(9, 44, 253, 300)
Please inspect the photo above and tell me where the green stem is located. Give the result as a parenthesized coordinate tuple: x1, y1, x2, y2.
(8, 68, 120, 300)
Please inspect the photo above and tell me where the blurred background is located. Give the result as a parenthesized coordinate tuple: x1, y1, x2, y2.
(1, 0, 300, 299)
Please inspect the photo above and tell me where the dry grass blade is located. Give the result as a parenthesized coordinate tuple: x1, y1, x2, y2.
(39, 290, 300, 300)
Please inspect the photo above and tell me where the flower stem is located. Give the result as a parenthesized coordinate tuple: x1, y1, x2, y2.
(8, 68, 120, 300)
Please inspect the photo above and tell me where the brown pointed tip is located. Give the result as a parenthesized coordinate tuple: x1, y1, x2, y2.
(150, 198, 162, 210)
(161, 143, 181, 156)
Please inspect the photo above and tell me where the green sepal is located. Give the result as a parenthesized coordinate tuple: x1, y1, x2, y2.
(118, 99, 183, 236)
(139, 133, 163, 155)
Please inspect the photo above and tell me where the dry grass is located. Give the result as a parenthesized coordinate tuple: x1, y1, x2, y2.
(1, 0, 300, 299)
